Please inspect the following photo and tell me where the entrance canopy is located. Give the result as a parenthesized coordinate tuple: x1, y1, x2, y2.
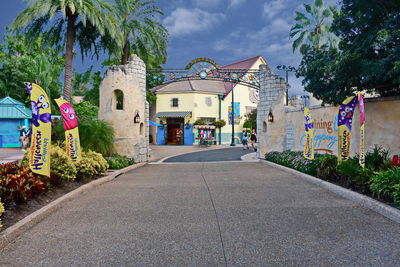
(154, 111, 192, 118)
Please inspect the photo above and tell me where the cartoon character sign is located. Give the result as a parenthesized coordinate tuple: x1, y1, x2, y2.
(338, 95, 358, 163)
(55, 99, 81, 161)
(59, 102, 78, 130)
(24, 82, 52, 177)
(303, 107, 315, 160)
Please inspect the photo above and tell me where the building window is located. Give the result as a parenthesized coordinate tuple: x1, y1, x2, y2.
(263, 121, 267, 132)
(171, 98, 179, 107)
(114, 90, 124, 110)
(205, 97, 212, 107)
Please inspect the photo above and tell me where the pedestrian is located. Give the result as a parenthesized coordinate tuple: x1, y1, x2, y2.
(242, 129, 249, 150)
(25, 125, 33, 149)
(19, 126, 27, 151)
(250, 128, 257, 152)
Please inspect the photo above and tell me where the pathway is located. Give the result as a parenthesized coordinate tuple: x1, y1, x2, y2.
(1, 157, 399, 265)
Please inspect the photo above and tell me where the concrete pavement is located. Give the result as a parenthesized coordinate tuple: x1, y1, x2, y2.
(0, 148, 23, 164)
(1, 161, 399, 266)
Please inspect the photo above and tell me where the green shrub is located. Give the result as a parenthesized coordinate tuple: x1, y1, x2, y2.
(265, 151, 319, 176)
(53, 119, 115, 156)
(107, 154, 134, 169)
(370, 167, 400, 204)
(365, 145, 391, 171)
(84, 150, 109, 174)
(0, 200, 4, 228)
(336, 158, 374, 193)
(316, 154, 338, 181)
(50, 145, 77, 181)
(73, 101, 99, 119)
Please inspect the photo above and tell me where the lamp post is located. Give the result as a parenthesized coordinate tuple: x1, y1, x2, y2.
(230, 81, 236, 146)
(218, 94, 224, 145)
(276, 65, 296, 105)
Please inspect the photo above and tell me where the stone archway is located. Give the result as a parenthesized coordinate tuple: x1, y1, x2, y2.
(99, 55, 149, 162)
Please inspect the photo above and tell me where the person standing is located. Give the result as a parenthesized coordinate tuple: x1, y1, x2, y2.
(25, 125, 33, 149)
(19, 126, 27, 151)
(242, 129, 249, 150)
(250, 128, 257, 152)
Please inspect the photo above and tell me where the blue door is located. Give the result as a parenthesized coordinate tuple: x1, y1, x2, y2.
(184, 124, 194, 145)
(157, 125, 166, 145)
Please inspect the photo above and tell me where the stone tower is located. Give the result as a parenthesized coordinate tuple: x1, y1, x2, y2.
(99, 55, 149, 162)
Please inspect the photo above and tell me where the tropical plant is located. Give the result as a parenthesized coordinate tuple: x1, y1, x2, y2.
(370, 167, 400, 204)
(102, 0, 168, 66)
(194, 120, 206, 125)
(107, 154, 134, 169)
(72, 67, 93, 96)
(73, 101, 99, 119)
(83, 71, 102, 106)
(290, 0, 339, 54)
(243, 109, 257, 129)
(12, 0, 118, 101)
(0, 32, 64, 111)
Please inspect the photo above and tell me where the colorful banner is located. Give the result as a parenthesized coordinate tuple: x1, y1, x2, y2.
(24, 82, 52, 177)
(303, 107, 315, 159)
(338, 95, 358, 164)
(55, 99, 81, 161)
(358, 93, 365, 168)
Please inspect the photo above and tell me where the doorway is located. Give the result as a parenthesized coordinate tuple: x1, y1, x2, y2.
(167, 118, 184, 145)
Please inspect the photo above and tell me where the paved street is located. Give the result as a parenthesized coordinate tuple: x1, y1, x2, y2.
(165, 147, 253, 162)
(1, 157, 400, 265)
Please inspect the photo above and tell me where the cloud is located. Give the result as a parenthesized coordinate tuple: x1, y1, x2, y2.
(263, 0, 287, 19)
(163, 8, 225, 37)
(228, 0, 246, 8)
(192, 0, 222, 9)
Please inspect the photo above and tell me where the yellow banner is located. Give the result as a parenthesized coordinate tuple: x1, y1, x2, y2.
(337, 95, 358, 164)
(358, 93, 366, 168)
(25, 82, 52, 177)
(303, 107, 314, 160)
(55, 99, 81, 161)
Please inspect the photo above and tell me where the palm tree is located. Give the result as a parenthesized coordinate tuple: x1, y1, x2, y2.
(104, 0, 169, 66)
(290, 0, 339, 54)
(11, 0, 118, 101)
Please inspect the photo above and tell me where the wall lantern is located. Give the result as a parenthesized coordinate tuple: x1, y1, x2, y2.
(268, 109, 274, 122)
(134, 111, 140, 124)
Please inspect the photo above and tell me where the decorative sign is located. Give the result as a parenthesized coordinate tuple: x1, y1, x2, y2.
(25, 82, 52, 177)
(303, 107, 315, 159)
(338, 95, 358, 164)
(228, 102, 240, 125)
(55, 99, 81, 161)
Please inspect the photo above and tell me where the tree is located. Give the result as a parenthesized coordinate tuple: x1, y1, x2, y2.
(243, 109, 257, 130)
(0, 32, 64, 112)
(72, 67, 93, 96)
(102, 0, 169, 66)
(83, 71, 102, 106)
(11, 0, 118, 102)
(296, 0, 400, 104)
(290, 0, 339, 54)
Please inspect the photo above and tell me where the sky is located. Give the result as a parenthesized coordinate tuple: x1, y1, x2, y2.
(0, 0, 339, 95)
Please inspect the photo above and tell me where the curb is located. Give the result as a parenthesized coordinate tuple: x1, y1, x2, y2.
(0, 162, 146, 249)
(262, 160, 400, 224)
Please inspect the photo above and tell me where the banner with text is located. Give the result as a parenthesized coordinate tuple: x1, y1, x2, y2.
(55, 99, 81, 161)
(25, 82, 52, 177)
(358, 93, 366, 168)
(303, 107, 315, 159)
(338, 95, 358, 164)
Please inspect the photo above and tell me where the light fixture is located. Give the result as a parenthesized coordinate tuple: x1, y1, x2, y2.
(268, 109, 274, 122)
(134, 111, 140, 124)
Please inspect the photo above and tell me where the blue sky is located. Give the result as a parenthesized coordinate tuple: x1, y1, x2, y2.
(0, 0, 339, 95)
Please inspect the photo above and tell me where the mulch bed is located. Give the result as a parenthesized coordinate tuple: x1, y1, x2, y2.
(0, 173, 112, 232)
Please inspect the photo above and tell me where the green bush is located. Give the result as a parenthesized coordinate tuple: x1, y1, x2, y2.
(0, 200, 4, 228)
(365, 145, 391, 171)
(50, 145, 77, 181)
(316, 154, 338, 181)
(107, 154, 134, 170)
(266, 151, 319, 176)
(194, 119, 206, 125)
(52, 119, 114, 156)
(337, 158, 374, 193)
(84, 150, 108, 174)
(213, 120, 226, 128)
(370, 167, 400, 204)
(73, 101, 99, 119)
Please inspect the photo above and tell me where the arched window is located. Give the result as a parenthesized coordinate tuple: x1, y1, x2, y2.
(140, 123, 144, 135)
(114, 90, 124, 110)
(263, 121, 267, 132)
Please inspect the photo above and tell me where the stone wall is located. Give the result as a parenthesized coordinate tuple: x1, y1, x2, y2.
(256, 64, 288, 158)
(257, 74, 400, 158)
(98, 55, 149, 162)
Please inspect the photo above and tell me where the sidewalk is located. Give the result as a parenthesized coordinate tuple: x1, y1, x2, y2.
(0, 148, 24, 164)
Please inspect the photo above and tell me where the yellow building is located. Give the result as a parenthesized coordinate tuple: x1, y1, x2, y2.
(150, 56, 266, 145)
